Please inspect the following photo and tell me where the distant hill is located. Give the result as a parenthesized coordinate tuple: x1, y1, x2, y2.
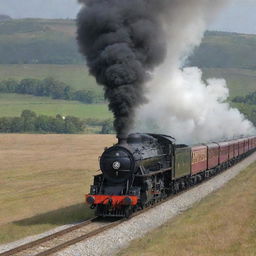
(0, 15, 12, 21)
(0, 19, 83, 64)
(1, 19, 256, 69)
(188, 31, 256, 69)
(0, 19, 255, 129)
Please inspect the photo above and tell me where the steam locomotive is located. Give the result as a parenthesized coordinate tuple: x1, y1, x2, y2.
(86, 133, 256, 218)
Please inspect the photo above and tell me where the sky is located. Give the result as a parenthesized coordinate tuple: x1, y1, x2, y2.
(209, 0, 256, 34)
(0, 0, 256, 34)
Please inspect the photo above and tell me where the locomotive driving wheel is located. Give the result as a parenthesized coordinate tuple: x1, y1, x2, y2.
(124, 206, 132, 218)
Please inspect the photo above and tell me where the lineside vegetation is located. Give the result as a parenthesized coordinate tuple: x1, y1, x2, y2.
(118, 161, 256, 256)
(0, 77, 104, 104)
(0, 134, 116, 244)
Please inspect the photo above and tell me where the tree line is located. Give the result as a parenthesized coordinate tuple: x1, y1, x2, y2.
(232, 91, 256, 127)
(233, 91, 256, 105)
(0, 110, 85, 133)
(0, 78, 104, 104)
(0, 110, 114, 134)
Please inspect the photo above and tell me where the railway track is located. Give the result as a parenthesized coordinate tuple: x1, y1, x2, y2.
(0, 217, 123, 256)
(0, 193, 182, 256)
(0, 177, 220, 256)
(1, 155, 253, 256)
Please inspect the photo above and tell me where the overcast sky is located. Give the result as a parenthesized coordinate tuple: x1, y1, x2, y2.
(1, 0, 256, 34)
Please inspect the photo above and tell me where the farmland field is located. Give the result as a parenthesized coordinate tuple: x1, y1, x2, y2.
(0, 64, 101, 92)
(1, 65, 256, 98)
(202, 68, 256, 98)
(0, 134, 116, 244)
(0, 94, 112, 119)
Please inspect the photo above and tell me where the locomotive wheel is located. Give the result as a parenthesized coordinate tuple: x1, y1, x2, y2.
(124, 207, 132, 218)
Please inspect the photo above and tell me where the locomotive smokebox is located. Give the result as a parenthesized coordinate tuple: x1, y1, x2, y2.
(117, 134, 128, 145)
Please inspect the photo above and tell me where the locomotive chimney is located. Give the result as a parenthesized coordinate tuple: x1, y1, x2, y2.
(117, 134, 128, 145)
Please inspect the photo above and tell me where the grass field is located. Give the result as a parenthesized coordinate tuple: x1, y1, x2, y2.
(0, 64, 101, 92)
(203, 68, 256, 98)
(231, 102, 256, 126)
(0, 134, 116, 244)
(118, 161, 256, 256)
(1, 65, 256, 98)
(0, 94, 112, 119)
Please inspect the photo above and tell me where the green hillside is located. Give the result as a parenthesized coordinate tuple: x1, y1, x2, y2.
(1, 19, 256, 70)
(0, 18, 256, 129)
(189, 31, 256, 69)
(202, 68, 256, 98)
(0, 19, 82, 64)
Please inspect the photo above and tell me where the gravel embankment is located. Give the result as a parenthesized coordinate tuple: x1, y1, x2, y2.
(0, 152, 255, 256)
(0, 224, 76, 254)
(57, 152, 256, 256)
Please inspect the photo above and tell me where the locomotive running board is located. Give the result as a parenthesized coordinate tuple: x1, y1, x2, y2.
(135, 167, 172, 177)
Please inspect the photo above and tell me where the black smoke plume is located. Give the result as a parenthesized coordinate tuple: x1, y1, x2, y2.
(77, 0, 166, 136)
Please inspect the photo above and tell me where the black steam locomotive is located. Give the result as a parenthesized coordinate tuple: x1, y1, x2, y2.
(86, 133, 256, 217)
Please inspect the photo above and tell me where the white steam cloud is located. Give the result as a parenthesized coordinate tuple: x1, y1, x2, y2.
(134, 0, 255, 144)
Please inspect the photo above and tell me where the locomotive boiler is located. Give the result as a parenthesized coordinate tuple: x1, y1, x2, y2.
(86, 133, 175, 217)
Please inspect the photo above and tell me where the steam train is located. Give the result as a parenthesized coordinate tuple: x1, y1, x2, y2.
(86, 133, 256, 218)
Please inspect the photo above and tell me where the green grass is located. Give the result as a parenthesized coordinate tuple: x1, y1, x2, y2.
(1, 65, 256, 98)
(0, 134, 116, 244)
(0, 19, 82, 65)
(119, 161, 256, 256)
(231, 102, 256, 126)
(0, 204, 93, 244)
(202, 68, 256, 97)
(0, 93, 112, 119)
(0, 19, 76, 36)
(2, 18, 256, 71)
(0, 64, 101, 92)
(190, 31, 256, 70)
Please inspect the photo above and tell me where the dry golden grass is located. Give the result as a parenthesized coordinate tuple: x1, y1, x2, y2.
(0, 134, 116, 244)
(118, 162, 256, 256)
